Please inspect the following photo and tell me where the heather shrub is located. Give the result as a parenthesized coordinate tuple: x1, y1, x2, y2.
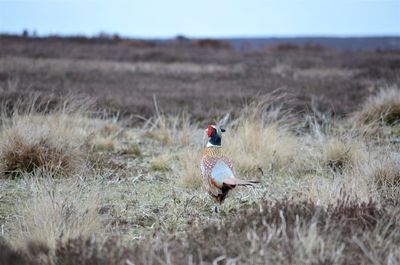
(10, 199, 397, 265)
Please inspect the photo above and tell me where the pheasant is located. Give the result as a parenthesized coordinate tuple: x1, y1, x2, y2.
(200, 125, 259, 213)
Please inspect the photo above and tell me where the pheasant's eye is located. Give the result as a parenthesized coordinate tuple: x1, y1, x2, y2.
(207, 125, 213, 137)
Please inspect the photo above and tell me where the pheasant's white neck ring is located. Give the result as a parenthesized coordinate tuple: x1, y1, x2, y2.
(206, 142, 222, 148)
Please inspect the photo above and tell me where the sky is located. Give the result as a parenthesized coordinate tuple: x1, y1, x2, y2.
(0, 0, 399, 38)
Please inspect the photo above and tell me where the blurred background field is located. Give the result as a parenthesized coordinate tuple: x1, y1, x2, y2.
(1, 35, 399, 121)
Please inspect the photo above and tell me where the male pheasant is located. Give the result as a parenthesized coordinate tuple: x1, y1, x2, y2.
(200, 125, 258, 212)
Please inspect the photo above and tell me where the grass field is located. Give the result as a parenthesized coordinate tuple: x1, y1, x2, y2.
(0, 36, 399, 265)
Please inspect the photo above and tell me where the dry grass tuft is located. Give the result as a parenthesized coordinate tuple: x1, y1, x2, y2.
(372, 158, 400, 188)
(178, 148, 203, 189)
(353, 87, 400, 126)
(90, 123, 124, 152)
(8, 176, 103, 250)
(224, 93, 299, 175)
(119, 144, 142, 157)
(225, 122, 298, 175)
(320, 137, 368, 173)
(0, 91, 95, 119)
(90, 136, 116, 152)
(307, 168, 372, 205)
(143, 112, 197, 147)
(0, 94, 122, 178)
(362, 153, 400, 204)
(0, 119, 85, 178)
(150, 154, 172, 172)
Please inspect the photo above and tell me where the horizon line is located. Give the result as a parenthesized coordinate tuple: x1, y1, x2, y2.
(1, 31, 400, 40)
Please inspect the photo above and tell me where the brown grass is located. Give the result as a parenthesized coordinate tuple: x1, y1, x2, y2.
(0, 57, 240, 76)
(3, 36, 398, 120)
(149, 154, 171, 172)
(225, 122, 298, 175)
(362, 152, 400, 204)
(373, 158, 400, 188)
(0, 94, 122, 178)
(143, 112, 198, 147)
(178, 148, 203, 189)
(8, 177, 103, 250)
(4, 199, 398, 265)
(0, 118, 85, 178)
(321, 137, 368, 173)
(224, 94, 299, 175)
(353, 87, 400, 126)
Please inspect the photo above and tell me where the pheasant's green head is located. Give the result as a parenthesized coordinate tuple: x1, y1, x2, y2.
(206, 125, 226, 147)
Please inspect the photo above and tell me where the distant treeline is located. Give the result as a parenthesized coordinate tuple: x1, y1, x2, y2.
(1, 32, 400, 51)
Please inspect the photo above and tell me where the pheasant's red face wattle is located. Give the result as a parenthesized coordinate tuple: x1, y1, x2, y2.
(207, 125, 213, 137)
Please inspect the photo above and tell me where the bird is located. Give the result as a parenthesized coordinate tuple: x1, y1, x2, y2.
(200, 124, 259, 213)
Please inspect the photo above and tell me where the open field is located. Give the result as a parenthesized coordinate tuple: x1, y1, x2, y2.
(0, 36, 399, 264)
(1, 36, 400, 120)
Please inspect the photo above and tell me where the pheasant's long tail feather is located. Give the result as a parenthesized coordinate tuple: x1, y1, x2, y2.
(223, 178, 259, 187)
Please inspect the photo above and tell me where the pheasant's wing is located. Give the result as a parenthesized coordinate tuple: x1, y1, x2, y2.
(221, 155, 235, 175)
(211, 160, 235, 186)
(200, 155, 222, 197)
